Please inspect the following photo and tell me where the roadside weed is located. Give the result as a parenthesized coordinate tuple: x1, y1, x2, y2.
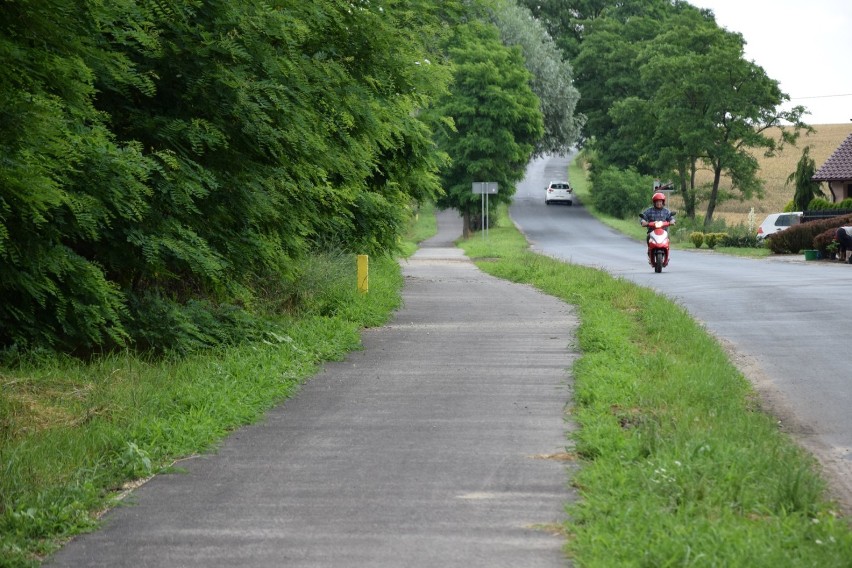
(0, 248, 407, 566)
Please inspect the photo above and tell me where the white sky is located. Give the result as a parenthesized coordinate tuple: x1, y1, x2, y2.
(694, 0, 852, 124)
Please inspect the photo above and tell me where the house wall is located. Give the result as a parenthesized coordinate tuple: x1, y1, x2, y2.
(829, 181, 852, 202)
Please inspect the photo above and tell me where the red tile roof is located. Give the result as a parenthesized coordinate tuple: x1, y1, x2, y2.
(813, 133, 852, 181)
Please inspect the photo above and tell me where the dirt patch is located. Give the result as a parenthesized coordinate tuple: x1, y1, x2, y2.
(531, 452, 577, 462)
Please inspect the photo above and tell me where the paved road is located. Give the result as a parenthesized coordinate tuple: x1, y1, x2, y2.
(47, 210, 579, 567)
(511, 154, 852, 511)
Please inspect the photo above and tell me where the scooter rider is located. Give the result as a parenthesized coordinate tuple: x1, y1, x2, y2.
(640, 192, 675, 265)
(640, 192, 675, 236)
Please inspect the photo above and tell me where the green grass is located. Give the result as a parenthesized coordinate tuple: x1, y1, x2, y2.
(460, 208, 852, 566)
(0, 218, 429, 567)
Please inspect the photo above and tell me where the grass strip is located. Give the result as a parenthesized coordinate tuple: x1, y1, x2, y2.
(460, 208, 852, 566)
(0, 208, 437, 567)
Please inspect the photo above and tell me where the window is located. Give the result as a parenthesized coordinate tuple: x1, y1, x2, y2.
(776, 214, 797, 227)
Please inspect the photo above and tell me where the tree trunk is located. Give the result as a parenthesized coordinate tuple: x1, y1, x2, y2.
(704, 163, 722, 227)
(688, 160, 698, 217)
(677, 162, 693, 219)
(462, 209, 473, 238)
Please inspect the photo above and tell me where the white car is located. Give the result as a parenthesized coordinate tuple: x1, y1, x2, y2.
(545, 181, 573, 205)
(756, 212, 802, 240)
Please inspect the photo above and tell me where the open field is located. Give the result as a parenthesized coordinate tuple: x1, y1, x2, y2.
(668, 123, 852, 227)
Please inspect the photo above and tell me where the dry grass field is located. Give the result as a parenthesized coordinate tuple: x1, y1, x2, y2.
(667, 123, 852, 227)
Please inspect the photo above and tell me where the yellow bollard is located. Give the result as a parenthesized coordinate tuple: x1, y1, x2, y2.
(357, 254, 369, 294)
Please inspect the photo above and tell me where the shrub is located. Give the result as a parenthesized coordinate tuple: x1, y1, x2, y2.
(767, 214, 852, 254)
(805, 197, 852, 211)
(721, 231, 760, 248)
(718, 222, 759, 248)
(814, 227, 839, 253)
(690, 232, 704, 248)
(806, 197, 834, 210)
(589, 165, 652, 219)
(124, 293, 277, 355)
(704, 233, 727, 249)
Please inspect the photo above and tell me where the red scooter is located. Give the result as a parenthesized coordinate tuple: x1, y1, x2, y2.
(646, 219, 673, 273)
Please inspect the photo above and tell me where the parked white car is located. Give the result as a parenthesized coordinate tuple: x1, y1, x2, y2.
(756, 212, 802, 240)
(545, 181, 573, 205)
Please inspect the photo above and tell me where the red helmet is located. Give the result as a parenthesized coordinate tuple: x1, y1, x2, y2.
(652, 192, 666, 205)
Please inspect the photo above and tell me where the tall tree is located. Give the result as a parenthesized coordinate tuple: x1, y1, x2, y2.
(788, 146, 825, 211)
(435, 20, 544, 236)
(568, 5, 809, 224)
(98, 0, 459, 346)
(516, 0, 610, 60)
(489, 0, 584, 156)
(635, 13, 808, 225)
(518, 0, 682, 145)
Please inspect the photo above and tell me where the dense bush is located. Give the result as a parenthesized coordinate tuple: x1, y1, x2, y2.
(720, 231, 760, 248)
(806, 197, 852, 210)
(0, 0, 455, 354)
(813, 228, 838, 253)
(704, 232, 727, 249)
(766, 214, 852, 254)
(706, 222, 760, 248)
(589, 165, 652, 219)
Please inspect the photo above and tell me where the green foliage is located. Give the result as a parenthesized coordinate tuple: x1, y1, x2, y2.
(689, 232, 704, 248)
(490, 0, 583, 157)
(554, 1, 809, 226)
(766, 214, 852, 254)
(435, 20, 544, 233)
(398, 202, 439, 257)
(704, 232, 727, 249)
(1, 0, 458, 353)
(807, 197, 852, 211)
(124, 294, 274, 355)
(788, 146, 826, 211)
(589, 165, 651, 219)
(0, 0, 154, 352)
(720, 226, 761, 248)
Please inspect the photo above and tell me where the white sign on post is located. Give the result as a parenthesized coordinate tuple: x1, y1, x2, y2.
(472, 182, 498, 195)
(472, 182, 498, 239)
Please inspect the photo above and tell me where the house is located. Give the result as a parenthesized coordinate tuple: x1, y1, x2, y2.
(812, 132, 852, 202)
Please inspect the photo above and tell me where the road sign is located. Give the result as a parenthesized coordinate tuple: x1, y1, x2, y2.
(472, 182, 498, 240)
(472, 182, 498, 194)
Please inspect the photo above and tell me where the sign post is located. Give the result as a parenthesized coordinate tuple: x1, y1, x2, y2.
(472, 182, 498, 239)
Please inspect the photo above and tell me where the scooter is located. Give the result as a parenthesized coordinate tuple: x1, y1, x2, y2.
(646, 219, 673, 273)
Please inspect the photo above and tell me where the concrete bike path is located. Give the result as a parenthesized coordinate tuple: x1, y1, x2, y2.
(48, 209, 579, 568)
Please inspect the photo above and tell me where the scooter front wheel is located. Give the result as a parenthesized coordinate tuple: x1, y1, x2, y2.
(653, 250, 665, 273)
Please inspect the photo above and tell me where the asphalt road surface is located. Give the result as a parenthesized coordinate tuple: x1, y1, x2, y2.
(511, 154, 852, 511)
